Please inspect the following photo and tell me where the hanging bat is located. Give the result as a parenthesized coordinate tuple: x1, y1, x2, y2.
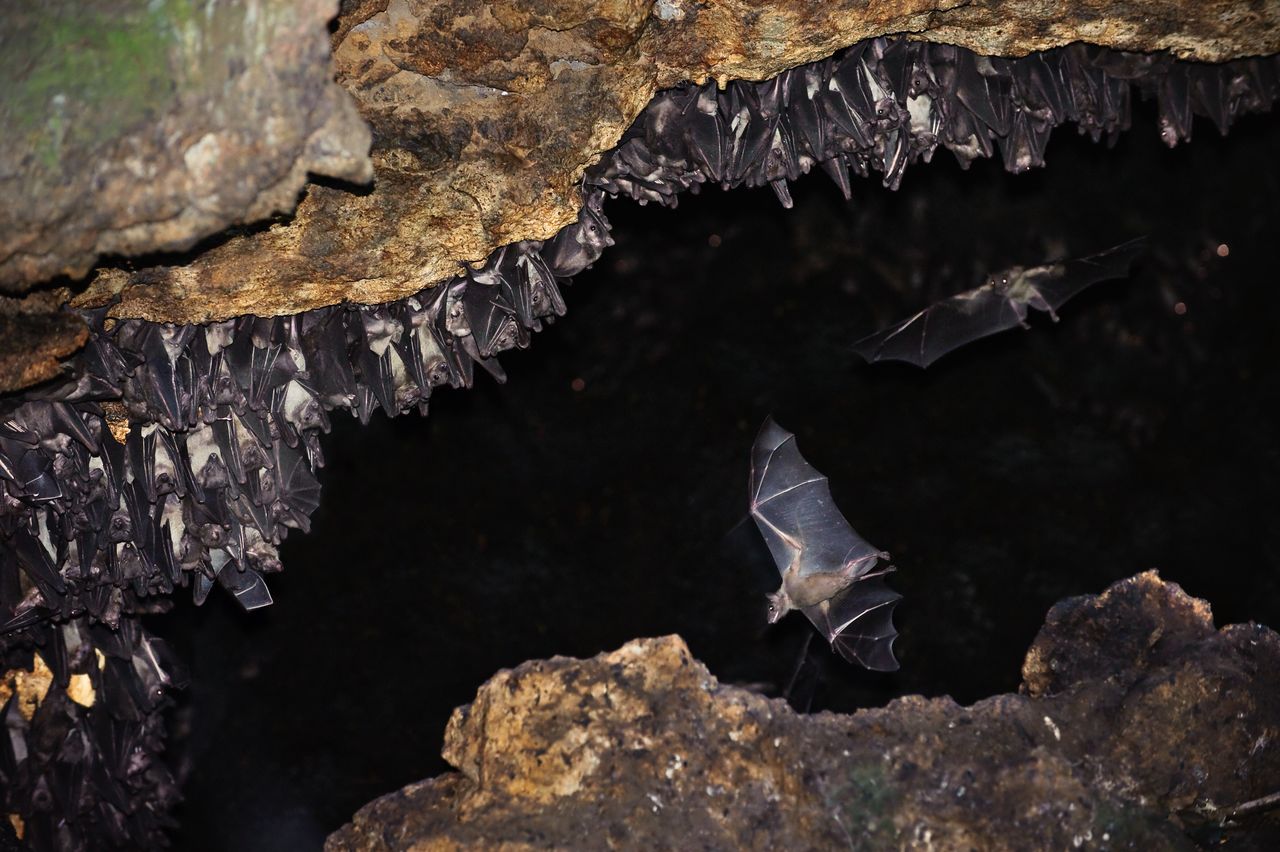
(749, 418, 901, 671)
(852, 238, 1146, 368)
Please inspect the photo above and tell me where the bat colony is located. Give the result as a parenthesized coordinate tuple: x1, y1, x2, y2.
(1, 35, 1277, 847)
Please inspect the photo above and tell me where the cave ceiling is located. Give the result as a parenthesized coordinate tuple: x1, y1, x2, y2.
(1, 0, 1278, 395)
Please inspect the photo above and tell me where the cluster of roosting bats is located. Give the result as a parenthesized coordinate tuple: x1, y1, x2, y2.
(1, 35, 1278, 850)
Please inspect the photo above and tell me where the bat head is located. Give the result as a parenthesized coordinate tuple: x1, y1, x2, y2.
(765, 589, 791, 623)
(986, 271, 1013, 294)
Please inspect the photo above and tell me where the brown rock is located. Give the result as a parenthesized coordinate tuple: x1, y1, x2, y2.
(1021, 568, 1216, 697)
(0, 290, 88, 394)
(0, 0, 373, 292)
(72, 1, 1280, 324)
(326, 572, 1279, 851)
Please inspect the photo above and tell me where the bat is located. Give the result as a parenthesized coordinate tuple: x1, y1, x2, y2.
(355, 306, 405, 416)
(462, 268, 528, 358)
(749, 418, 901, 671)
(541, 191, 614, 277)
(852, 238, 1145, 368)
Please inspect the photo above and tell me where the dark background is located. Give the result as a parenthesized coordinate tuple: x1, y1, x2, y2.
(156, 102, 1280, 850)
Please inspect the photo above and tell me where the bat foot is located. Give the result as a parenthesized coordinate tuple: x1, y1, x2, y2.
(858, 564, 897, 581)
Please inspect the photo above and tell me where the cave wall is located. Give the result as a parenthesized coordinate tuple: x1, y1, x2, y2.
(3, 2, 1280, 849)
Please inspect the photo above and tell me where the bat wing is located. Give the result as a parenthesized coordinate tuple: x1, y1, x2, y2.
(853, 237, 1145, 368)
(1026, 237, 1146, 311)
(217, 565, 274, 611)
(749, 418, 882, 581)
(852, 286, 1025, 368)
(800, 575, 902, 671)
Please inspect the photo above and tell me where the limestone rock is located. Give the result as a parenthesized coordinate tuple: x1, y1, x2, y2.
(0, 290, 87, 393)
(0, 0, 373, 292)
(73, 1, 1280, 324)
(327, 572, 1280, 851)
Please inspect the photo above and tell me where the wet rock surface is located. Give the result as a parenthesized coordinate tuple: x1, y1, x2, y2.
(0, 0, 372, 292)
(327, 573, 1279, 851)
(70, 1, 1280, 324)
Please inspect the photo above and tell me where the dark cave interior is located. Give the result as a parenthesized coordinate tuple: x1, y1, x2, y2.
(150, 101, 1280, 850)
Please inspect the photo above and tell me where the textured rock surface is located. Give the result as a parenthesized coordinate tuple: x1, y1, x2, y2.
(0, 0, 372, 291)
(0, 291, 87, 393)
(73, 0, 1280, 324)
(327, 572, 1280, 851)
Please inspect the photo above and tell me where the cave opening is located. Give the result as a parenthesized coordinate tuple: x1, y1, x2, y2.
(151, 100, 1280, 850)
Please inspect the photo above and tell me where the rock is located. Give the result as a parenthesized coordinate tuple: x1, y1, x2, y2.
(70, 1, 1280, 324)
(326, 572, 1280, 851)
(1021, 569, 1218, 697)
(0, 0, 373, 292)
(0, 290, 87, 393)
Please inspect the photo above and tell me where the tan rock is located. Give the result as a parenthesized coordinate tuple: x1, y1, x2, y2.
(326, 572, 1280, 851)
(0, 654, 54, 722)
(0, 289, 88, 394)
(71, 1, 1280, 324)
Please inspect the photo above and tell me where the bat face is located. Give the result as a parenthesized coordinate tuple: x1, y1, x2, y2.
(749, 418, 901, 671)
(765, 590, 787, 624)
(853, 238, 1145, 368)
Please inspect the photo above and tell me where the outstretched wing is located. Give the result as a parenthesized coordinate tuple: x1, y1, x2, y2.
(801, 576, 902, 671)
(854, 237, 1146, 368)
(852, 285, 1024, 368)
(749, 418, 882, 581)
(1028, 237, 1146, 310)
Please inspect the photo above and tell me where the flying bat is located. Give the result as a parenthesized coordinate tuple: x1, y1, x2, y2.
(852, 238, 1145, 368)
(749, 418, 901, 671)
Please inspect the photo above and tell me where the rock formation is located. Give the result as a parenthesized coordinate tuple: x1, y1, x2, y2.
(328, 572, 1280, 851)
(0, 0, 372, 292)
(67, 0, 1280, 324)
